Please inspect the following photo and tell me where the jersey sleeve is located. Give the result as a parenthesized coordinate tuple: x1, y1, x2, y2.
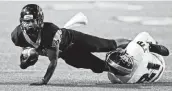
(11, 26, 21, 46)
(11, 25, 31, 48)
(51, 29, 62, 48)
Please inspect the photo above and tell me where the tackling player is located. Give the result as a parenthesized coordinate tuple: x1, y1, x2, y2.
(11, 4, 131, 85)
(106, 32, 169, 83)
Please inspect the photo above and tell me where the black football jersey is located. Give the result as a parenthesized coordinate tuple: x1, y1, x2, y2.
(11, 22, 117, 55)
(11, 22, 73, 51)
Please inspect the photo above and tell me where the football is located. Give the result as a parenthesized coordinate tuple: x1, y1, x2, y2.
(21, 48, 38, 60)
(20, 47, 39, 69)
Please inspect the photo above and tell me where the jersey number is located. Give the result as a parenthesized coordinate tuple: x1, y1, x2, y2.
(136, 63, 163, 83)
(137, 41, 146, 52)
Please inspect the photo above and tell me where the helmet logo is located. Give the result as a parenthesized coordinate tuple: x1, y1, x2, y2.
(24, 15, 33, 20)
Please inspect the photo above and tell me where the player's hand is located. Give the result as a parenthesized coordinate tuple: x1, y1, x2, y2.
(30, 79, 47, 86)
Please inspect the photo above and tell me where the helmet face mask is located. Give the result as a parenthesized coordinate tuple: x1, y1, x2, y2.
(106, 48, 134, 76)
(20, 4, 44, 36)
(21, 18, 38, 35)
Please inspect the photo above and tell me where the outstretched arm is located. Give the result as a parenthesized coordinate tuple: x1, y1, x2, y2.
(30, 47, 59, 85)
(115, 38, 169, 56)
(149, 43, 169, 56)
(31, 42, 60, 85)
(43, 47, 59, 84)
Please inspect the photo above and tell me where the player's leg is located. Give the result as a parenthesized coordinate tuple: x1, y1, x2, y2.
(61, 52, 108, 73)
(60, 45, 108, 73)
(71, 30, 130, 52)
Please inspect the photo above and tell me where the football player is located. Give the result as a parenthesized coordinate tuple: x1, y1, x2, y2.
(11, 4, 131, 85)
(106, 32, 169, 83)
